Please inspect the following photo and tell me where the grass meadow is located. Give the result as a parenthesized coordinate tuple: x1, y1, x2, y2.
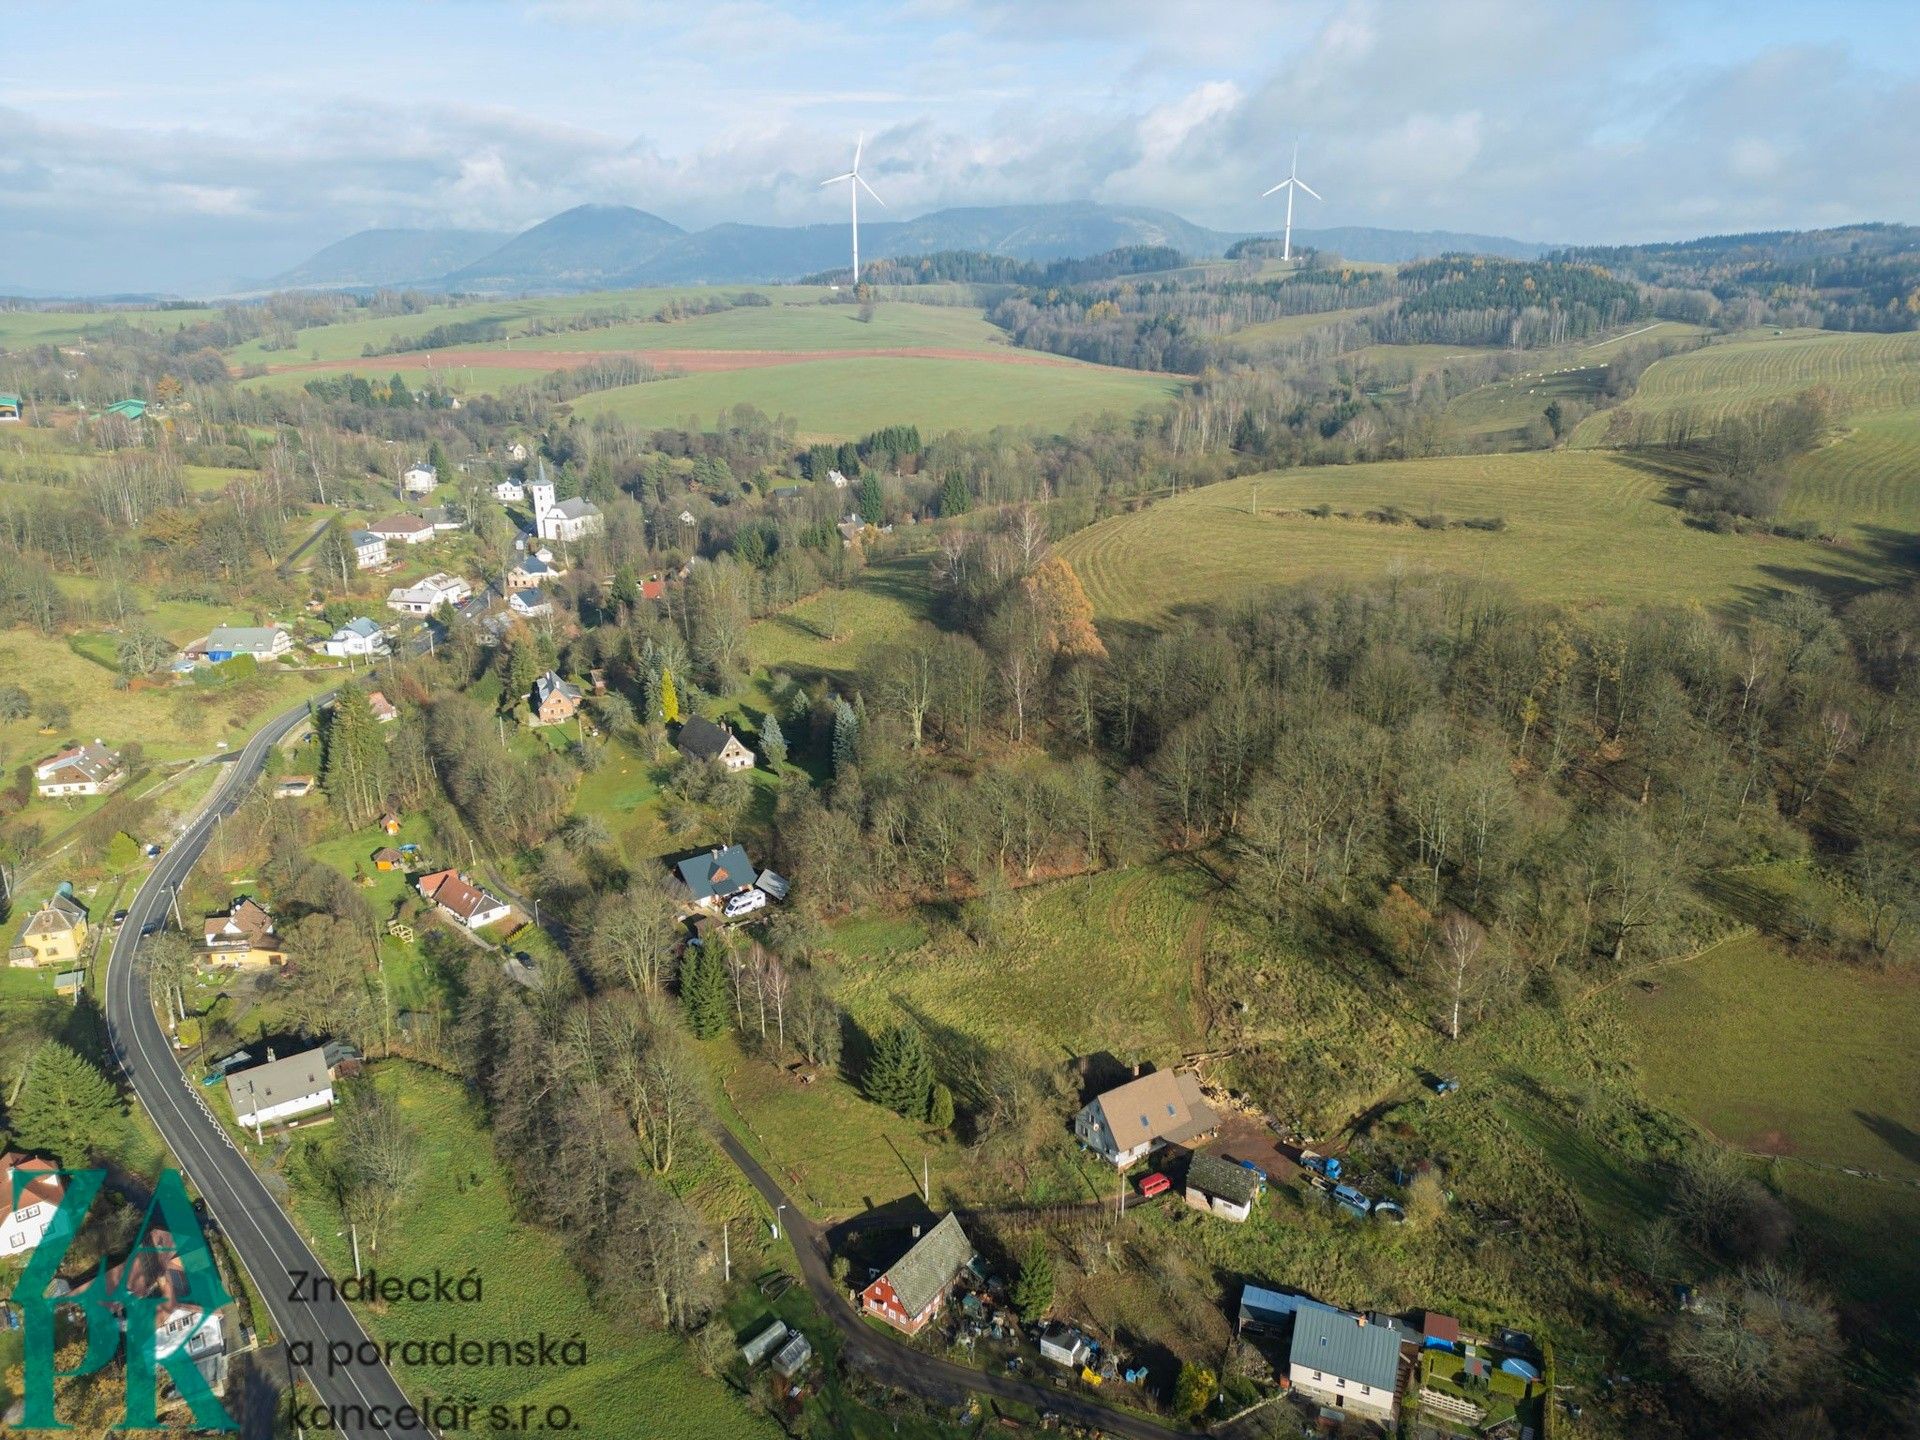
(573, 355, 1182, 441)
(1060, 452, 1900, 624)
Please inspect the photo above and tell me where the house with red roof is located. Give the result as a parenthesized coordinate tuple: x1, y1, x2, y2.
(1, 1152, 64, 1255)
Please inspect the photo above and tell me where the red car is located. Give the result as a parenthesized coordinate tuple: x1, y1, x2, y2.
(1137, 1172, 1171, 1198)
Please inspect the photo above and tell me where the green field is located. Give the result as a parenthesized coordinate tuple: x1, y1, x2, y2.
(743, 553, 935, 685)
(1226, 309, 1372, 347)
(1572, 327, 1920, 442)
(0, 307, 202, 349)
(574, 355, 1180, 441)
(1625, 935, 1920, 1179)
(283, 1063, 781, 1440)
(484, 299, 1013, 355)
(1059, 452, 1900, 622)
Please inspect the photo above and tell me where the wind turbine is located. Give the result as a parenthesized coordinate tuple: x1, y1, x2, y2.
(1261, 141, 1322, 263)
(820, 133, 885, 288)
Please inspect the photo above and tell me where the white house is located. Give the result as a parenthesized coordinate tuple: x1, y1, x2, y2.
(827, 468, 849, 489)
(400, 462, 438, 495)
(34, 741, 126, 797)
(387, 573, 473, 615)
(106, 1229, 226, 1362)
(1073, 1069, 1218, 1167)
(366, 514, 435, 546)
(1, 1152, 64, 1254)
(1287, 1302, 1403, 1424)
(416, 870, 513, 930)
(224, 1045, 334, 1130)
(204, 625, 293, 663)
(321, 617, 388, 659)
(507, 550, 563, 591)
(493, 478, 526, 503)
(505, 441, 529, 462)
(350, 529, 388, 569)
(529, 468, 603, 544)
(509, 587, 553, 619)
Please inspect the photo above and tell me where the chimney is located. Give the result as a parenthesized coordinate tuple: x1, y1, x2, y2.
(266, 1047, 277, 1062)
(1356, 1314, 1367, 1326)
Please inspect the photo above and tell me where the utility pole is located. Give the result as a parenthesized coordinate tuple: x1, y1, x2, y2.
(922, 1154, 929, 1205)
(350, 1223, 362, 1280)
(722, 1222, 731, 1284)
(168, 887, 184, 933)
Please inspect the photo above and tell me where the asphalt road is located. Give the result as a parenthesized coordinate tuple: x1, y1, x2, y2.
(104, 694, 432, 1438)
(712, 1128, 1265, 1440)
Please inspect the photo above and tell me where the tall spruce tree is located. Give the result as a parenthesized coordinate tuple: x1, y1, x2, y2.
(760, 711, 788, 768)
(1010, 1236, 1055, 1321)
(9, 1042, 124, 1165)
(320, 686, 389, 827)
(679, 944, 729, 1039)
(940, 472, 970, 517)
(832, 698, 861, 776)
(659, 668, 682, 725)
(863, 1021, 933, 1118)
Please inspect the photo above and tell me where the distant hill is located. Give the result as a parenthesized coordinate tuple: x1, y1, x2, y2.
(275, 202, 1550, 294)
(1291, 226, 1553, 263)
(269, 228, 512, 289)
(445, 204, 687, 291)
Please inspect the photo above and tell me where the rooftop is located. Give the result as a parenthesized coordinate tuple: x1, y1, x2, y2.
(877, 1213, 974, 1318)
(1288, 1302, 1403, 1393)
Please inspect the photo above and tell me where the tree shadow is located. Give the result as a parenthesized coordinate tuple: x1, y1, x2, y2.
(1854, 1111, 1920, 1170)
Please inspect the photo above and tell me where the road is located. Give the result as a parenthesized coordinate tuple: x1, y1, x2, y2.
(712, 1128, 1260, 1440)
(104, 695, 431, 1438)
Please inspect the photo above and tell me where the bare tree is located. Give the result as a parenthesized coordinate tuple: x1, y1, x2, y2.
(1437, 912, 1485, 1041)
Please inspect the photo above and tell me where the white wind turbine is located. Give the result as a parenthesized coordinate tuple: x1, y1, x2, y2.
(820, 133, 885, 287)
(1261, 141, 1322, 263)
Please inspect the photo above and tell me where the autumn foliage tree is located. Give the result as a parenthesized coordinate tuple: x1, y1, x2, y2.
(1020, 555, 1107, 662)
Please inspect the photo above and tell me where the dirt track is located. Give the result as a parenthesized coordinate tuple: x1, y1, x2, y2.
(263, 345, 1084, 376)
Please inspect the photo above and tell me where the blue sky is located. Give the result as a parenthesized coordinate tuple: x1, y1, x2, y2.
(3, 0, 1917, 293)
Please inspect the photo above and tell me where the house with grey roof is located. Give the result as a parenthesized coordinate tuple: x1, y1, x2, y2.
(1288, 1301, 1404, 1424)
(321, 617, 388, 659)
(203, 625, 292, 663)
(1184, 1151, 1264, 1222)
(673, 845, 756, 911)
(1074, 1069, 1218, 1167)
(859, 1212, 974, 1335)
(225, 1045, 335, 1132)
(350, 529, 388, 569)
(676, 715, 754, 772)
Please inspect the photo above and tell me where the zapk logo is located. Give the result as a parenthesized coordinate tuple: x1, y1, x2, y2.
(10, 1167, 236, 1431)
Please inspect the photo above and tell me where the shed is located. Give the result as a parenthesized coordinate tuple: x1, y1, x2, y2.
(1421, 1311, 1461, 1350)
(1238, 1284, 1311, 1334)
(755, 869, 790, 902)
(372, 848, 405, 872)
(1184, 1151, 1263, 1222)
(1038, 1324, 1093, 1368)
(0, 394, 21, 421)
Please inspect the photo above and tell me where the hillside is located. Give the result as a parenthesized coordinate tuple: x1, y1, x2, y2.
(445, 204, 687, 290)
(267, 227, 512, 289)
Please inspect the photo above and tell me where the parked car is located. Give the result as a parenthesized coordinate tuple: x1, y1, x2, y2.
(723, 888, 769, 919)
(1137, 1172, 1171, 1198)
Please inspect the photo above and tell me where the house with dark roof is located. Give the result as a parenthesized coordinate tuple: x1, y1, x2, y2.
(507, 550, 564, 592)
(674, 845, 756, 911)
(1073, 1069, 1218, 1167)
(531, 670, 583, 725)
(510, 587, 553, 619)
(677, 715, 754, 772)
(1184, 1151, 1264, 1222)
(859, 1212, 974, 1335)
(1287, 1301, 1404, 1424)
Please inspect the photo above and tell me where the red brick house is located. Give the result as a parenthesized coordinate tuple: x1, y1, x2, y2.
(858, 1212, 974, 1336)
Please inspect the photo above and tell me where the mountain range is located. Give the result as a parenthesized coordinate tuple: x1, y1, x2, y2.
(269, 202, 1551, 293)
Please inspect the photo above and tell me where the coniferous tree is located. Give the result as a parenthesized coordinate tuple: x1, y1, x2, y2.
(660, 668, 682, 725)
(832, 698, 860, 776)
(858, 474, 884, 523)
(940, 472, 970, 517)
(679, 944, 729, 1039)
(1010, 1235, 1054, 1321)
(862, 1021, 933, 1118)
(927, 1081, 955, 1130)
(760, 712, 788, 768)
(320, 686, 389, 827)
(9, 1042, 124, 1165)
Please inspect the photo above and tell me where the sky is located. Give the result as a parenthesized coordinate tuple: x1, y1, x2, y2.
(3, 0, 1918, 295)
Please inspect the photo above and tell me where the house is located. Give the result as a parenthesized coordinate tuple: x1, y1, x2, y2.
(34, 741, 125, 798)
(273, 776, 315, 799)
(226, 1044, 334, 1130)
(530, 670, 583, 725)
(0, 394, 22, 423)
(770, 485, 803, 501)
(104, 398, 148, 421)
(505, 441, 529, 463)
(641, 576, 666, 602)
(350, 529, 388, 569)
(8, 889, 89, 968)
(1, 1153, 64, 1254)
(379, 811, 402, 836)
(367, 690, 399, 723)
(401, 462, 438, 495)
(1073, 1069, 1218, 1167)
(366, 514, 435, 546)
(676, 716, 754, 772)
(415, 869, 513, 931)
(203, 898, 286, 967)
(674, 844, 756, 912)
(510, 587, 553, 619)
(678, 509, 696, 527)
(494, 478, 526, 503)
(1184, 1152, 1263, 1223)
(507, 550, 564, 591)
(826, 468, 849, 489)
(372, 847, 405, 872)
(105, 1227, 226, 1362)
(204, 625, 292, 663)
(858, 1212, 974, 1336)
(421, 505, 465, 532)
(386, 573, 473, 615)
(320, 617, 388, 658)
(1287, 1302, 1404, 1425)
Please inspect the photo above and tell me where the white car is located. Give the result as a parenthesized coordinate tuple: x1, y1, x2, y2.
(722, 888, 768, 920)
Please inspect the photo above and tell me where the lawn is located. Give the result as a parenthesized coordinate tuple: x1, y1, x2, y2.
(1623, 935, 1920, 1179)
(572, 356, 1183, 441)
(486, 299, 1012, 356)
(1780, 409, 1920, 541)
(280, 1062, 783, 1440)
(0, 307, 202, 349)
(1058, 452, 1904, 623)
(743, 553, 936, 686)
